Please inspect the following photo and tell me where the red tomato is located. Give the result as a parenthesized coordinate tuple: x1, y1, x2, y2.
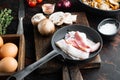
(28, 0, 37, 7)
(37, 0, 43, 3)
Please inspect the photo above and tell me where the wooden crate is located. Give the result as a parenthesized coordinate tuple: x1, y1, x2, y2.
(0, 34, 25, 76)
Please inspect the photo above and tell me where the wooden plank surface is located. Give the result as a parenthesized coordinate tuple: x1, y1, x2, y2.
(0, 34, 25, 78)
(33, 12, 101, 76)
(62, 12, 101, 80)
(33, 12, 90, 74)
(1, 0, 120, 80)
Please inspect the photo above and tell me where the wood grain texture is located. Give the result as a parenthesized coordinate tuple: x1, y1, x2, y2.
(62, 12, 101, 80)
(63, 66, 70, 80)
(33, 12, 92, 74)
(1, 0, 120, 80)
(69, 66, 83, 80)
(0, 34, 25, 76)
(34, 12, 101, 80)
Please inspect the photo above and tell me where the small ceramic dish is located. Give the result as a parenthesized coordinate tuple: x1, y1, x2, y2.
(97, 18, 120, 40)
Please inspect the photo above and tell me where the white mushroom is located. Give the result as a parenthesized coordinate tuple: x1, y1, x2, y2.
(31, 13, 46, 26)
(63, 13, 73, 24)
(49, 12, 65, 26)
(99, 3, 112, 10)
(109, 0, 119, 6)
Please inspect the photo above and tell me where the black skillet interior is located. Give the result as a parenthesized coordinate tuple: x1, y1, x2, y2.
(52, 24, 103, 65)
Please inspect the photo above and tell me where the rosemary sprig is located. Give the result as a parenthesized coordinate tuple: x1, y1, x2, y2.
(0, 8, 13, 35)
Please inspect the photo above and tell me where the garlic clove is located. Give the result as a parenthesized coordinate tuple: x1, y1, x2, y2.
(42, 3, 55, 14)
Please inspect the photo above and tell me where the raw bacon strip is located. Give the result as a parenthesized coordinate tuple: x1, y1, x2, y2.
(74, 31, 89, 48)
(65, 31, 80, 49)
(65, 31, 91, 52)
(75, 31, 100, 52)
(87, 39, 100, 52)
(74, 31, 91, 52)
(65, 38, 91, 52)
(56, 39, 90, 60)
(65, 31, 75, 39)
(65, 38, 79, 49)
(56, 31, 101, 60)
(65, 31, 100, 53)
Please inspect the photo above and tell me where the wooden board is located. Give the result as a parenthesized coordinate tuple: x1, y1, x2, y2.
(0, 34, 25, 79)
(61, 12, 101, 80)
(33, 12, 101, 74)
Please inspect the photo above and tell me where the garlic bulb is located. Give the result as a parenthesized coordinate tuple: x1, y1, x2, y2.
(42, 3, 55, 14)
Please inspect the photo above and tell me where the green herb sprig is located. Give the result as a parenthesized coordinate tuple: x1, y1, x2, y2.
(0, 8, 13, 35)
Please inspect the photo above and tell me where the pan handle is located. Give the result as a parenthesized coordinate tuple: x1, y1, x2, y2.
(7, 50, 59, 80)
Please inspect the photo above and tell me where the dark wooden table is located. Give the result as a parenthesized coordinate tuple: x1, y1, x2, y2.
(0, 0, 120, 80)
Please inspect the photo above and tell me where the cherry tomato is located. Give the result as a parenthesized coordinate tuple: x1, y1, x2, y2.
(37, 0, 43, 3)
(28, 0, 37, 7)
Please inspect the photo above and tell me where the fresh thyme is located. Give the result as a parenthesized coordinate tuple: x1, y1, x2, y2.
(0, 8, 13, 35)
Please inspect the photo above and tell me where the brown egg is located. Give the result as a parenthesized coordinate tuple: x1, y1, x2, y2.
(0, 57, 18, 72)
(0, 43, 18, 58)
(0, 36, 4, 48)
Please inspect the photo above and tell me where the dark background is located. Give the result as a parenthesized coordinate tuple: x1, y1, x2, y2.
(0, 0, 120, 80)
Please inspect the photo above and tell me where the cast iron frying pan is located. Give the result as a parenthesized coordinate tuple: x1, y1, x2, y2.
(7, 24, 103, 80)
